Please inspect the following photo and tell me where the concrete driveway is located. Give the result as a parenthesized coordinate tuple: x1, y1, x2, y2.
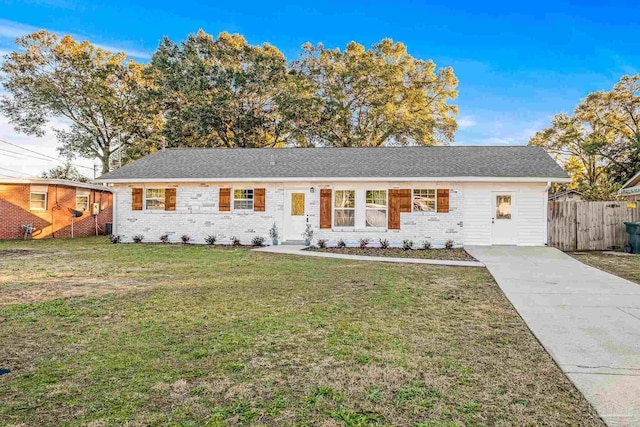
(466, 246, 640, 427)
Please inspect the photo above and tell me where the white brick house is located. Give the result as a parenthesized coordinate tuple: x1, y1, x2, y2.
(97, 146, 569, 247)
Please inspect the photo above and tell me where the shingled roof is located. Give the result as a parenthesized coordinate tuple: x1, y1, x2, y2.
(97, 146, 568, 182)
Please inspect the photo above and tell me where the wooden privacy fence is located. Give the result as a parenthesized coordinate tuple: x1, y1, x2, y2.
(548, 201, 640, 251)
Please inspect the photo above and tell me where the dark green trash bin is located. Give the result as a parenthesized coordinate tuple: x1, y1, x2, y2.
(623, 222, 640, 253)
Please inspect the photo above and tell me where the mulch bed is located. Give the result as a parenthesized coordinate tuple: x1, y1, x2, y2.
(309, 247, 475, 261)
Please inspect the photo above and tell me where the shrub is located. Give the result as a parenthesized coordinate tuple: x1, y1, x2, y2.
(337, 239, 346, 248)
(252, 236, 265, 247)
(110, 235, 121, 244)
(359, 238, 370, 249)
(204, 235, 217, 245)
(269, 223, 279, 241)
(231, 236, 241, 246)
(378, 238, 389, 249)
(159, 234, 169, 243)
(181, 234, 191, 244)
(317, 239, 327, 248)
(445, 239, 455, 249)
(402, 240, 413, 250)
(132, 234, 144, 243)
(302, 223, 314, 243)
(422, 240, 432, 250)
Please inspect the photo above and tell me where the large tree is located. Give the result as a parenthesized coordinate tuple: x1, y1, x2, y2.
(289, 39, 459, 147)
(150, 31, 294, 148)
(0, 31, 160, 174)
(530, 74, 640, 200)
(40, 161, 89, 182)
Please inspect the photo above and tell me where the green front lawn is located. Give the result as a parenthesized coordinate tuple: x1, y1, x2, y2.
(0, 238, 602, 426)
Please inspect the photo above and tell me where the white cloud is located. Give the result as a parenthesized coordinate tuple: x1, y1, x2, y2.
(0, 18, 151, 59)
(457, 115, 477, 129)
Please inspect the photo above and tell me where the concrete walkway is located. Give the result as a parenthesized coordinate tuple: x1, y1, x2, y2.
(252, 245, 485, 267)
(466, 246, 640, 426)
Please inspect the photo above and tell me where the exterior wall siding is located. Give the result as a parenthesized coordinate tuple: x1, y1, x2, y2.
(113, 181, 464, 247)
(114, 183, 285, 244)
(0, 183, 113, 240)
(462, 182, 548, 246)
(112, 181, 548, 247)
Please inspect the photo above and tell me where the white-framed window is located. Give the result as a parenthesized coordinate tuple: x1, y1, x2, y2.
(233, 189, 254, 210)
(145, 188, 166, 210)
(365, 190, 387, 227)
(334, 190, 355, 227)
(76, 195, 89, 211)
(30, 192, 47, 210)
(413, 189, 436, 212)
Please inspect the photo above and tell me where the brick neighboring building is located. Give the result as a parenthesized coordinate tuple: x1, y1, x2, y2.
(0, 178, 113, 240)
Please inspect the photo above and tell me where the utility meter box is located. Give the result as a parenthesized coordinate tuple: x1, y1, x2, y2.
(92, 203, 100, 215)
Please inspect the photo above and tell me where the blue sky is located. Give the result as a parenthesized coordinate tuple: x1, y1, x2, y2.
(0, 0, 638, 176)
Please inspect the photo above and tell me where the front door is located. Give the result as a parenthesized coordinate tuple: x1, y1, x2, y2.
(283, 189, 309, 241)
(491, 192, 517, 245)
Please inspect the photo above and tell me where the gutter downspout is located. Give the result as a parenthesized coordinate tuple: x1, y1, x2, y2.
(544, 181, 551, 246)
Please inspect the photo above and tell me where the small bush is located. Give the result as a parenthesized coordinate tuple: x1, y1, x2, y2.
(402, 240, 413, 250)
(231, 236, 241, 246)
(159, 234, 169, 243)
(204, 235, 217, 245)
(359, 238, 370, 248)
(269, 223, 279, 241)
(302, 223, 314, 243)
(337, 239, 346, 248)
(422, 240, 432, 250)
(317, 239, 327, 248)
(252, 236, 265, 247)
(378, 238, 390, 249)
(181, 234, 191, 244)
(132, 234, 144, 243)
(445, 239, 454, 249)
(110, 235, 121, 244)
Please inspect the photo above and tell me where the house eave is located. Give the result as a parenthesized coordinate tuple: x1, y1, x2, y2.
(96, 176, 572, 184)
(0, 177, 113, 192)
(621, 171, 640, 190)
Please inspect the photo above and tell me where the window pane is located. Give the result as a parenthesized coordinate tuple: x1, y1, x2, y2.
(413, 189, 435, 212)
(76, 196, 89, 211)
(366, 190, 387, 208)
(146, 199, 165, 209)
(146, 188, 165, 210)
(334, 209, 355, 227)
(291, 193, 305, 216)
(496, 195, 511, 219)
(234, 200, 254, 210)
(234, 189, 253, 200)
(30, 193, 46, 210)
(366, 209, 386, 227)
(334, 190, 355, 208)
(146, 188, 165, 199)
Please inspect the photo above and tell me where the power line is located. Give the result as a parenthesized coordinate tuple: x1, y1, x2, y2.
(0, 147, 60, 163)
(0, 138, 95, 171)
(0, 166, 30, 176)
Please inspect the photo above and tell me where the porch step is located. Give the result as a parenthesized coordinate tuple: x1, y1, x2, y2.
(281, 240, 306, 245)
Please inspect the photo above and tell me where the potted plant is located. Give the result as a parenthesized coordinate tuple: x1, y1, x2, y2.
(302, 224, 314, 246)
(269, 222, 279, 246)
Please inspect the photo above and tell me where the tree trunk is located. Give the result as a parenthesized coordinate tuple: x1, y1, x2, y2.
(100, 152, 110, 175)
